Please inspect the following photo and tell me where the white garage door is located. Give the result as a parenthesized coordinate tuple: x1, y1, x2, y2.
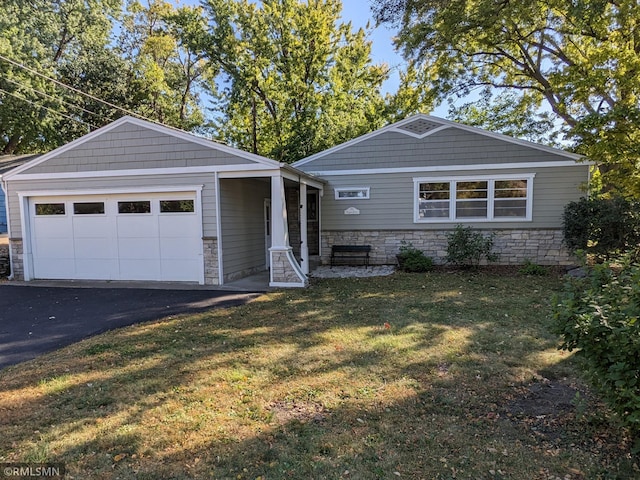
(28, 192, 202, 282)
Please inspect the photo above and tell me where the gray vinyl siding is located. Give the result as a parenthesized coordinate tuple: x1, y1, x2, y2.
(219, 178, 270, 281)
(297, 128, 576, 172)
(320, 166, 588, 230)
(21, 123, 256, 174)
(5, 173, 217, 238)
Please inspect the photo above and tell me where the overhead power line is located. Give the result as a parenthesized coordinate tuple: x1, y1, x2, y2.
(0, 87, 97, 130)
(4, 77, 106, 122)
(0, 52, 150, 123)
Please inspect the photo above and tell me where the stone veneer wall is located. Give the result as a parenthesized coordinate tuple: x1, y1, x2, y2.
(9, 239, 23, 280)
(270, 248, 307, 285)
(321, 229, 575, 266)
(203, 237, 219, 285)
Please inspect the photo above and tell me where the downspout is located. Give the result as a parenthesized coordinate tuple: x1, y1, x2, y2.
(1, 175, 13, 280)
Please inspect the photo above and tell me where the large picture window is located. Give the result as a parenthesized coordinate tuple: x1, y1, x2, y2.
(414, 175, 534, 222)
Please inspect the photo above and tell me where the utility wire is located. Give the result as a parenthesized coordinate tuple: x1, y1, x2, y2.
(4, 77, 106, 122)
(0, 87, 97, 130)
(0, 52, 148, 123)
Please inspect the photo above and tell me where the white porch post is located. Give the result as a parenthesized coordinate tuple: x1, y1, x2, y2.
(300, 182, 309, 275)
(269, 173, 307, 287)
(270, 174, 288, 247)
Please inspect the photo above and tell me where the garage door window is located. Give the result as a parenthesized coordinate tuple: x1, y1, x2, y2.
(160, 200, 194, 213)
(74, 202, 105, 215)
(35, 203, 65, 215)
(118, 201, 151, 214)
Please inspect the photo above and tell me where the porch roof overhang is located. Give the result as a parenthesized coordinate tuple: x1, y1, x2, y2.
(280, 163, 326, 190)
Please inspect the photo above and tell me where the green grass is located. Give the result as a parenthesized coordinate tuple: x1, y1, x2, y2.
(0, 271, 637, 479)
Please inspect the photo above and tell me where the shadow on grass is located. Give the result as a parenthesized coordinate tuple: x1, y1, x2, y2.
(0, 272, 637, 479)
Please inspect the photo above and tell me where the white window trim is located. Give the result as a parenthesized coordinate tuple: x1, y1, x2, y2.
(413, 174, 535, 223)
(334, 187, 370, 200)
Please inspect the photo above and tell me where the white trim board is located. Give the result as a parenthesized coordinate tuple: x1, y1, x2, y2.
(17, 185, 204, 198)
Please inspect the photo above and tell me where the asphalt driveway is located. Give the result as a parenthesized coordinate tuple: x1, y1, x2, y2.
(0, 285, 261, 370)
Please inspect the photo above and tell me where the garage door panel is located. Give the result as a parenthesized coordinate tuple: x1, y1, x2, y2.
(117, 216, 158, 237)
(158, 215, 198, 236)
(161, 259, 202, 281)
(160, 236, 201, 259)
(74, 238, 114, 259)
(34, 258, 75, 279)
(119, 259, 161, 280)
(75, 259, 117, 279)
(33, 217, 73, 238)
(73, 216, 112, 237)
(33, 237, 75, 258)
(118, 238, 160, 259)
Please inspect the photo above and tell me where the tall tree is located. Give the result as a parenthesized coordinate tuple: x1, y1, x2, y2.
(117, 0, 210, 130)
(373, 0, 640, 196)
(0, 0, 122, 154)
(188, 0, 390, 163)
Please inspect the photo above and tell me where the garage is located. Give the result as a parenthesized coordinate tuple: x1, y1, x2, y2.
(27, 191, 203, 282)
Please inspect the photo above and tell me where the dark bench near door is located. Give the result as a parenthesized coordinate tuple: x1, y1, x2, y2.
(330, 245, 371, 267)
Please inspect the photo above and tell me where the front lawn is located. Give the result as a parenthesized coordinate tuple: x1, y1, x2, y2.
(0, 271, 636, 479)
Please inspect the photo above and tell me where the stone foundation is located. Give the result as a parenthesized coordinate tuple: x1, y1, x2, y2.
(321, 229, 575, 266)
(203, 237, 219, 285)
(8, 239, 23, 280)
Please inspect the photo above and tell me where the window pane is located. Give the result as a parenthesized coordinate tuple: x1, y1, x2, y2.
(495, 179, 527, 198)
(337, 189, 369, 199)
(118, 201, 151, 214)
(494, 199, 527, 217)
(419, 183, 450, 219)
(456, 200, 488, 218)
(74, 202, 105, 215)
(160, 200, 194, 213)
(419, 200, 450, 218)
(456, 181, 488, 199)
(35, 203, 65, 215)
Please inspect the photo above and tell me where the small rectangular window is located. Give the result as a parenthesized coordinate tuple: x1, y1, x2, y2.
(335, 187, 370, 200)
(118, 201, 151, 214)
(160, 200, 194, 213)
(35, 203, 65, 215)
(74, 202, 105, 215)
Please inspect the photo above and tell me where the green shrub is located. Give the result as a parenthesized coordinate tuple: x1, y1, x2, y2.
(396, 242, 433, 273)
(552, 255, 640, 447)
(518, 259, 549, 276)
(563, 196, 640, 257)
(445, 225, 498, 268)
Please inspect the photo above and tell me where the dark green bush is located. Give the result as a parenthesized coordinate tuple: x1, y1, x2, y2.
(552, 255, 640, 447)
(396, 242, 433, 272)
(445, 225, 498, 268)
(563, 196, 640, 257)
(518, 259, 549, 276)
